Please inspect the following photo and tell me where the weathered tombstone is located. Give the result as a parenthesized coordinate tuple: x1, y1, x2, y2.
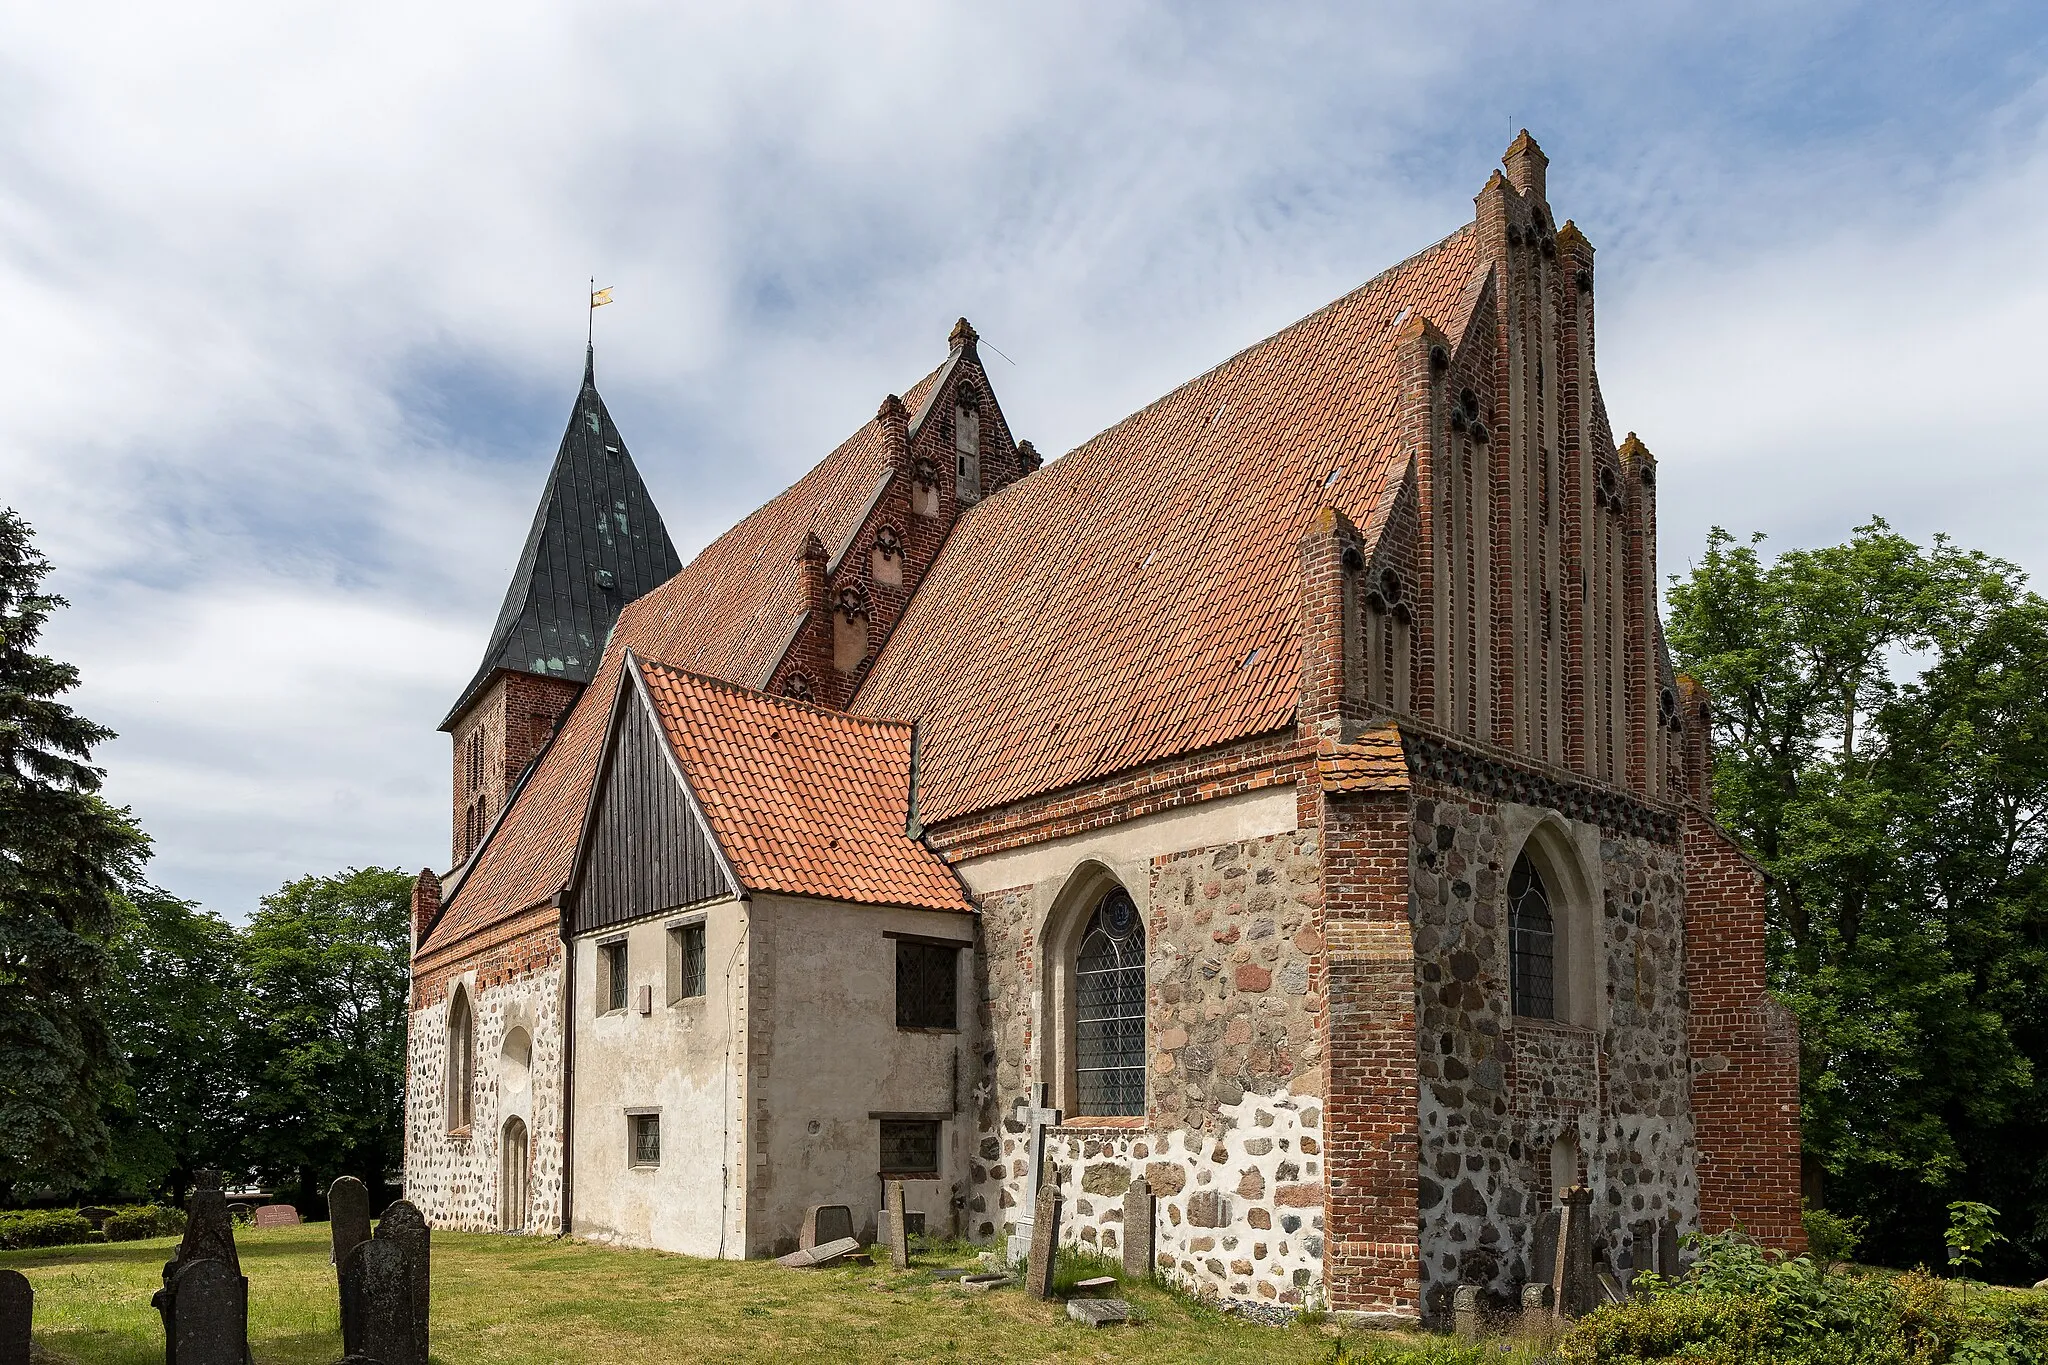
(0, 1269, 31, 1365)
(1657, 1219, 1682, 1278)
(356, 1240, 418, 1365)
(339, 1241, 371, 1356)
(153, 1171, 250, 1365)
(1121, 1179, 1154, 1279)
(1024, 1182, 1062, 1300)
(374, 1201, 430, 1365)
(330, 1175, 374, 1355)
(798, 1204, 853, 1252)
(883, 1180, 910, 1270)
(1452, 1283, 1480, 1340)
(1520, 1281, 1552, 1313)
(1065, 1299, 1129, 1327)
(252, 1205, 300, 1228)
(1530, 1206, 1561, 1287)
(773, 1236, 859, 1269)
(1551, 1186, 1596, 1318)
(1007, 1085, 1062, 1265)
(170, 1259, 248, 1365)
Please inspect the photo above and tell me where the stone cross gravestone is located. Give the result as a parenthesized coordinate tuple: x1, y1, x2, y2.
(171, 1258, 248, 1365)
(884, 1180, 910, 1270)
(1024, 1182, 1062, 1300)
(0, 1268, 31, 1365)
(1551, 1186, 1596, 1318)
(799, 1204, 853, 1252)
(1007, 1085, 1061, 1265)
(1121, 1178, 1154, 1279)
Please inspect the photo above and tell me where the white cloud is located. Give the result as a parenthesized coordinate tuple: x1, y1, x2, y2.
(1, 3, 2041, 912)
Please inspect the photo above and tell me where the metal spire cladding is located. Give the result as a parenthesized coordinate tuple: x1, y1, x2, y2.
(440, 348, 683, 730)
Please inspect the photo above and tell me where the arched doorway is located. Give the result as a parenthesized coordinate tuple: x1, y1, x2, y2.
(500, 1116, 530, 1232)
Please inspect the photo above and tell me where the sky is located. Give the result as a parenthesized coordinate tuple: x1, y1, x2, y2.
(3, 3, 2045, 918)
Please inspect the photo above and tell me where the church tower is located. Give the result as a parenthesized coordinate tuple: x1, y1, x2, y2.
(441, 349, 682, 866)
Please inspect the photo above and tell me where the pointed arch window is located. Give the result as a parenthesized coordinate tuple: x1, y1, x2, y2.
(1509, 854, 1555, 1020)
(446, 985, 475, 1134)
(1075, 887, 1146, 1116)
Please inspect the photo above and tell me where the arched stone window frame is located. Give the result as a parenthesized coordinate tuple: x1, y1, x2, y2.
(1038, 861, 1148, 1120)
(501, 1115, 530, 1232)
(1499, 811, 1600, 1031)
(445, 980, 475, 1135)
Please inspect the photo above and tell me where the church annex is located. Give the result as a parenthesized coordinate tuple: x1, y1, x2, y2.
(404, 135, 1804, 1323)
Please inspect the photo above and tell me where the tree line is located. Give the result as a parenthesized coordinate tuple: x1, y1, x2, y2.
(0, 508, 410, 1211)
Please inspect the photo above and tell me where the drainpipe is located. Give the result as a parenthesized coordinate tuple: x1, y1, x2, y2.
(558, 896, 575, 1236)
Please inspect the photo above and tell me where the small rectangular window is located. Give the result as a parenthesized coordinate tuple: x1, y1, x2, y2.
(895, 941, 959, 1030)
(878, 1119, 940, 1177)
(598, 939, 628, 1015)
(667, 921, 707, 1004)
(629, 1112, 660, 1167)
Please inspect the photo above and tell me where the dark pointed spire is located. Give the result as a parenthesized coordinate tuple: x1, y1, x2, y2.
(440, 354, 683, 730)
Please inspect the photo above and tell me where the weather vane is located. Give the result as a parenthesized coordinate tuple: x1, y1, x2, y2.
(588, 278, 614, 346)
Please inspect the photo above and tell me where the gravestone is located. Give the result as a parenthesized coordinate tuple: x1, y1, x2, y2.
(884, 1180, 909, 1270)
(773, 1237, 859, 1269)
(153, 1171, 250, 1365)
(0, 1268, 31, 1365)
(1066, 1299, 1129, 1327)
(171, 1259, 248, 1365)
(1007, 1085, 1061, 1265)
(1530, 1206, 1561, 1287)
(356, 1240, 418, 1365)
(1024, 1182, 1062, 1300)
(1657, 1219, 1681, 1278)
(1551, 1186, 1596, 1318)
(330, 1177, 374, 1354)
(375, 1201, 430, 1365)
(1452, 1283, 1479, 1340)
(1121, 1179, 1154, 1278)
(798, 1204, 853, 1252)
(1520, 1282, 1552, 1313)
(253, 1205, 300, 1228)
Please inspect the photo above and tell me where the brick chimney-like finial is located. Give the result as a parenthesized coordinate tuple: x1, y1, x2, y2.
(949, 317, 979, 354)
(411, 867, 442, 952)
(1504, 129, 1548, 202)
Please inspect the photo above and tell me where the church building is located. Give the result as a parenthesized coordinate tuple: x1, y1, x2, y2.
(404, 135, 1805, 1323)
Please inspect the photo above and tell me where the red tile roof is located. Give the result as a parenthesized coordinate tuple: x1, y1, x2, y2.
(424, 370, 941, 951)
(853, 225, 1485, 823)
(1319, 726, 1411, 793)
(635, 659, 968, 912)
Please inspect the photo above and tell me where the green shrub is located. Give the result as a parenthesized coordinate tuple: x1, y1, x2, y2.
(1803, 1203, 1867, 1268)
(102, 1205, 185, 1241)
(0, 1209, 96, 1251)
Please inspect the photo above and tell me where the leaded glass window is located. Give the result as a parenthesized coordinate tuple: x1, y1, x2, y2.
(629, 1113, 660, 1167)
(1509, 853, 1555, 1020)
(1076, 887, 1146, 1116)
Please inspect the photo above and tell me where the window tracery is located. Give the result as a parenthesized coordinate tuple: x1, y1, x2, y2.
(1075, 887, 1146, 1117)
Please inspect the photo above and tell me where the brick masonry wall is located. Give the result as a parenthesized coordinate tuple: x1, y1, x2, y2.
(406, 918, 565, 1234)
(970, 830, 1326, 1308)
(1682, 808, 1805, 1250)
(1407, 779, 1699, 1319)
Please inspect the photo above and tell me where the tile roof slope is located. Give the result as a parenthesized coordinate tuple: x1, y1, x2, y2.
(425, 366, 944, 951)
(853, 224, 1486, 824)
(637, 660, 969, 912)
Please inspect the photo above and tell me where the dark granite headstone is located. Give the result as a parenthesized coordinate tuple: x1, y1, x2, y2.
(170, 1259, 247, 1365)
(154, 1178, 249, 1364)
(1552, 1186, 1596, 1318)
(330, 1175, 373, 1355)
(1657, 1219, 1682, 1278)
(174, 1189, 243, 1275)
(1121, 1179, 1153, 1278)
(0, 1269, 31, 1365)
(799, 1204, 853, 1251)
(373, 1200, 430, 1365)
(357, 1240, 419, 1365)
(1530, 1206, 1560, 1287)
(1024, 1183, 1061, 1300)
(884, 1180, 910, 1271)
(340, 1240, 371, 1357)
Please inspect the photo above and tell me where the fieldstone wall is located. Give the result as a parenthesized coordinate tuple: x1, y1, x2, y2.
(969, 830, 1327, 1308)
(1409, 787, 1698, 1318)
(403, 963, 564, 1234)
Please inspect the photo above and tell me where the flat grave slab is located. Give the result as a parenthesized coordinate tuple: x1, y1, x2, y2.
(1066, 1298, 1130, 1327)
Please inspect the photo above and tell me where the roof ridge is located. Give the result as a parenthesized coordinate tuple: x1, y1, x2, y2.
(639, 656, 913, 735)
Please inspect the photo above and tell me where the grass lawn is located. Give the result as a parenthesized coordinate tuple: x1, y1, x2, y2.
(2, 1225, 1433, 1364)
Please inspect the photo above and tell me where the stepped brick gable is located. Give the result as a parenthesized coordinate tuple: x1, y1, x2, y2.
(406, 134, 1803, 1323)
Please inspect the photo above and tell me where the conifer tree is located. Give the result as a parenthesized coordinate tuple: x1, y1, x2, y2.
(0, 508, 148, 1199)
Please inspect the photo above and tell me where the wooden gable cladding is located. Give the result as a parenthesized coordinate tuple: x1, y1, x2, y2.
(567, 665, 736, 937)
(766, 323, 1026, 710)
